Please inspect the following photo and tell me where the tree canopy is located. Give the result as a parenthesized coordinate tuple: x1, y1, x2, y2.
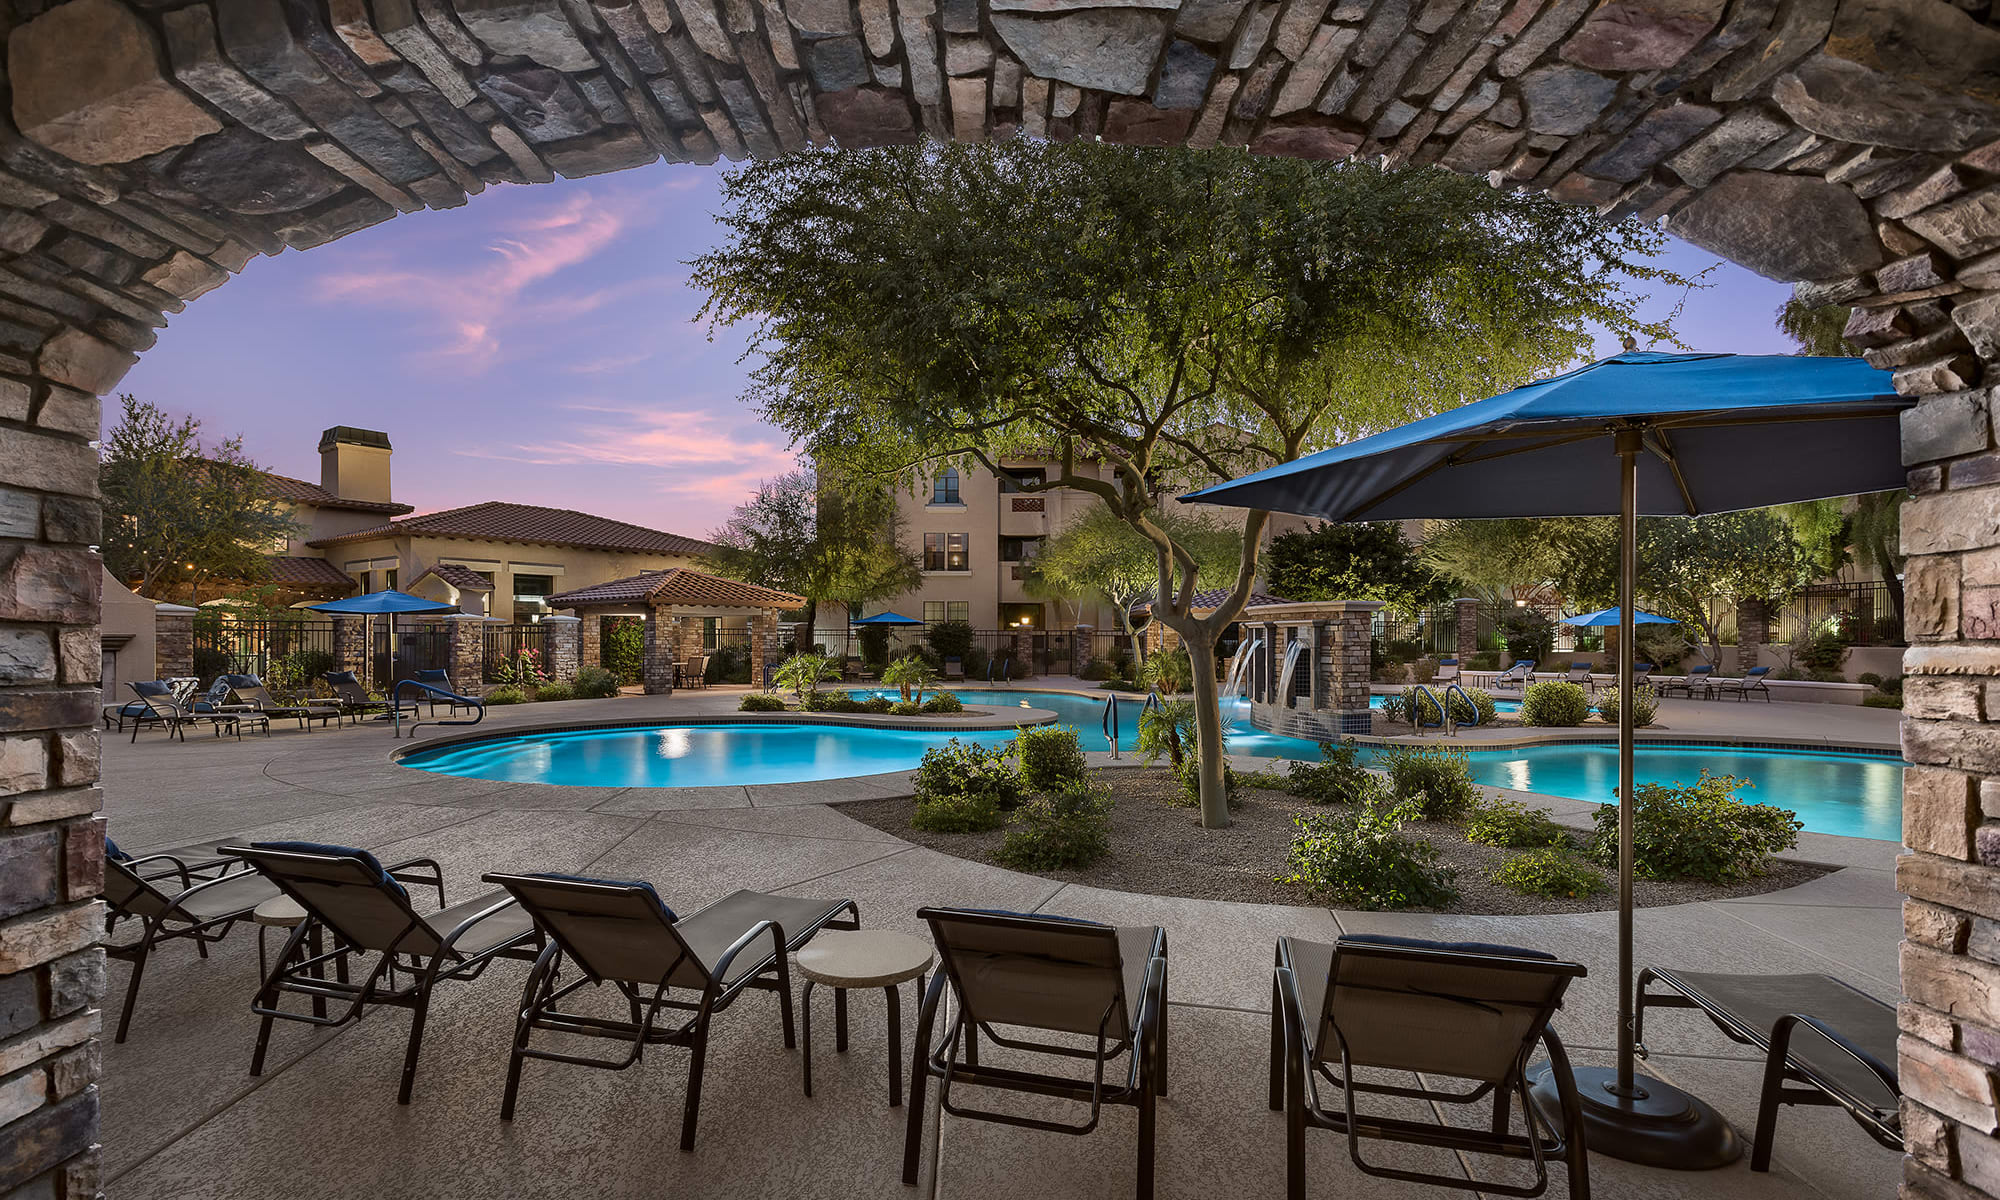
(701, 469, 922, 650)
(1264, 521, 1452, 612)
(1025, 502, 1242, 650)
(693, 140, 1691, 827)
(99, 395, 298, 600)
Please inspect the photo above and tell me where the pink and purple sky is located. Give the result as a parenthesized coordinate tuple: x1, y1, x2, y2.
(115, 160, 1800, 539)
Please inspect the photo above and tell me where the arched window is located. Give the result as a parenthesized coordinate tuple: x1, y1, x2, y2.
(931, 468, 961, 505)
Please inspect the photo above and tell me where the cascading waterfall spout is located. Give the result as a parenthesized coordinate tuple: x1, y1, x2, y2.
(1219, 635, 1264, 730)
(1274, 638, 1305, 709)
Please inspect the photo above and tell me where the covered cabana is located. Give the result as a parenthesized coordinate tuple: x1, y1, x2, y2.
(546, 568, 804, 693)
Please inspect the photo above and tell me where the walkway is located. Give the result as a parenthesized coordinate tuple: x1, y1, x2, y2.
(98, 686, 1900, 1199)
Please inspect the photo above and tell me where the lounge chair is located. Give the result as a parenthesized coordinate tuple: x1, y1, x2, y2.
(126, 680, 264, 742)
(1636, 966, 1897, 1171)
(322, 670, 390, 720)
(943, 656, 964, 679)
(1433, 657, 1460, 685)
(410, 668, 475, 716)
(1632, 662, 1653, 688)
(221, 674, 343, 730)
(104, 831, 240, 888)
(1659, 662, 1714, 699)
(903, 907, 1169, 1198)
(1712, 665, 1774, 701)
(223, 841, 543, 1103)
(1562, 662, 1596, 693)
(484, 873, 861, 1150)
(103, 850, 283, 1042)
(1492, 659, 1536, 695)
(1272, 934, 1590, 1199)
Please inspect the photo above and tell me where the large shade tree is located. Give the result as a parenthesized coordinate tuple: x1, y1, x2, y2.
(1264, 521, 1453, 613)
(1024, 502, 1242, 655)
(693, 141, 1691, 828)
(702, 469, 922, 650)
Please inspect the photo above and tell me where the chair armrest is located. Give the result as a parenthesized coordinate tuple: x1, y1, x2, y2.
(1773, 1012, 1899, 1105)
(383, 856, 448, 908)
(121, 851, 195, 890)
(431, 894, 525, 961)
(710, 918, 781, 989)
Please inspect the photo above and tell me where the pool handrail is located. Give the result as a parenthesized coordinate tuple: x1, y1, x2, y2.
(1408, 684, 1446, 733)
(1441, 683, 1481, 735)
(1102, 695, 1120, 759)
(390, 679, 485, 739)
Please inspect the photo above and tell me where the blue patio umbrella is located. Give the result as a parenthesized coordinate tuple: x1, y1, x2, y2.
(307, 589, 457, 615)
(1184, 351, 1909, 1167)
(1561, 606, 1675, 626)
(852, 611, 927, 626)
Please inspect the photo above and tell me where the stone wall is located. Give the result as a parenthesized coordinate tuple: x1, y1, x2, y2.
(579, 614, 602, 673)
(1736, 596, 1768, 670)
(444, 615, 483, 696)
(332, 616, 366, 681)
(641, 608, 674, 694)
(151, 603, 192, 678)
(751, 611, 780, 686)
(1454, 597, 1478, 661)
(1249, 602, 1378, 739)
(541, 615, 580, 681)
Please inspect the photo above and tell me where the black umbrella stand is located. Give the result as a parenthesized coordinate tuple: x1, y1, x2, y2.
(1526, 428, 1741, 1167)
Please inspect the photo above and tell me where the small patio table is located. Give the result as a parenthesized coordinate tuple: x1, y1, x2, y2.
(797, 929, 934, 1107)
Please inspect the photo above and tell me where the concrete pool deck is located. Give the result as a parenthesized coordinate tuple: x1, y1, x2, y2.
(98, 683, 1902, 1199)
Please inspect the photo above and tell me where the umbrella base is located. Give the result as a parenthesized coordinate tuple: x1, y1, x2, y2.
(1528, 1064, 1742, 1169)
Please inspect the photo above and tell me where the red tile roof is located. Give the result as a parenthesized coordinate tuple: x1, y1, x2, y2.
(305, 501, 717, 556)
(547, 568, 803, 609)
(410, 563, 494, 592)
(258, 470, 413, 515)
(264, 556, 357, 589)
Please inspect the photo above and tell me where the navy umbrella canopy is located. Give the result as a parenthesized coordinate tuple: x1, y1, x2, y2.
(852, 611, 927, 626)
(1561, 606, 1675, 627)
(308, 589, 458, 616)
(1185, 350, 1910, 1168)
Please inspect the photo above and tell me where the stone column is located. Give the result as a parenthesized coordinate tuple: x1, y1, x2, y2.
(641, 607, 674, 695)
(444, 615, 484, 696)
(751, 611, 779, 685)
(1734, 597, 1768, 671)
(1310, 620, 1329, 709)
(1454, 597, 1479, 661)
(579, 614, 602, 671)
(1013, 630, 1034, 678)
(332, 615, 367, 681)
(1324, 601, 1382, 734)
(153, 602, 195, 678)
(1072, 625, 1094, 676)
(541, 615, 580, 682)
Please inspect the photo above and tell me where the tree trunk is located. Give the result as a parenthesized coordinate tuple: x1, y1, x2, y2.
(1179, 621, 1231, 829)
(797, 600, 818, 654)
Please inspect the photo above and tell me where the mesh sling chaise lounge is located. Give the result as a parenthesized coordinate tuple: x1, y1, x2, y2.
(222, 841, 543, 1103)
(221, 674, 343, 730)
(1562, 663, 1596, 693)
(126, 680, 263, 742)
(903, 908, 1169, 1199)
(323, 670, 391, 721)
(103, 850, 283, 1042)
(484, 873, 860, 1151)
(1635, 967, 1898, 1171)
(1710, 665, 1775, 701)
(1492, 660, 1536, 695)
(1271, 934, 1591, 1200)
(1433, 658, 1461, 685)
(1659, 662, 1714, 698)
(411, 668, 475, 716)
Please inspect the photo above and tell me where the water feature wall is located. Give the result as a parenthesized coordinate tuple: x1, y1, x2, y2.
(1238, 600, 1383, 741)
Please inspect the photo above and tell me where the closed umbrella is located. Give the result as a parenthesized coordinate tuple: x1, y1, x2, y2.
(1184, 350, 1908, 1166)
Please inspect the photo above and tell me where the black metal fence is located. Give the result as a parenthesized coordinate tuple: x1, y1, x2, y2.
(372, 622, 450, 689)
(483, 623, 549, 684)
(192, 617, 337, 687)
(1773, 581, 1903, 647)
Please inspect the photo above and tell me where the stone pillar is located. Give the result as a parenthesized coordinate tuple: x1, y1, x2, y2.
(1325, 602, 1382, 734)
(752, 611, 780, 684)
(541, 615, 580, 682)
(1072, 625, 1094, 676)
(641, 607, 674, 695)
(332, 615, 366, 681)
(1013, 630, 1034, 678)
(153, 602, 195, 678)
(1734, 597, 1768, 671)
(444, 615, 484, 696)
(1889, 284, 2000, 1200)
(579, 614, 602, 671)
(1310, 620, 1329, 709)
(1454, 597, 1479, 661)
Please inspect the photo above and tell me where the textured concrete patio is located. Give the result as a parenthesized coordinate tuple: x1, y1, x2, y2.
(98, 685, 1900, 1199)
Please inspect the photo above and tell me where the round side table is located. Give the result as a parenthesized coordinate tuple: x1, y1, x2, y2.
(795, 929, 934, 1107)
(253, 894, 335, 1017)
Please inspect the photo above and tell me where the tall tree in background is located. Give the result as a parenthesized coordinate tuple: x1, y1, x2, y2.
(1025, 503, 1242, 656)
(1265, 522, 1453, 613)
(694, 142, 1690, 827)
(100, 395, 298, 599)
(702, 469, 922, 650)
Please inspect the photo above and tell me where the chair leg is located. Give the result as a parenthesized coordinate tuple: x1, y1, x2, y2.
(802, 979, 816, 1099)
(1751, 1040, 1789, 1172)
(903, 975, 945, 1187)
(1268, 952, 1285, 1111)
(886, 982, 902, 1107)
(1136, 1065, 1156, 1200)
(250, 1008, 276, 1077)
(114, 942, 150, 1043)
(680, 1017, 711, 1152)
(835, 987, 849, 1053)
(1541, 1029, 1591, 1200)
(777, 952, 797, 1051)
(1156, 948, 1168, 1098)
(397, 987, 433, 1105)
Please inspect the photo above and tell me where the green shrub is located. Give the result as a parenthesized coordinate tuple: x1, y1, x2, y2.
(1378, 693, 1407, 724)
(1857, 671, 1882, 688)
(889, 700, 923, 716)
(1448, 687, 1498, 726)
(1588, 771, 1802, 882)
(862, 694, 894, 713)
(1495, 848, 1607, 898)
(572, 666, 620, 699)
(1594, 684, 1658, 728)
(1172, 756, 1240, 810)
(705, 642, 751, 685)
(601, 617, 645, 682)
(1285, 739, 1387, 806)
(534, 682, 575, 703)
(1466, 650, 1502, 671)
(858, 625, 892, 668)
(1411, 658, 1438, 684)
(1137, 698, 1198, 768)
(1239, 767, 1289, 790)
(1382, 744, 1479, 819)
(1520, 680, 1590, 727)
(995, 781, 1113, 869)
(1016, 724, 1089, 792)
(926, 620, 976, 663)
(739, 693, 788, 712)
(1141, 645, 1193, 695)
(1499, 608, 1553, 661)
(922, 690, 964, 715)
(911, 740, 1023, 831)
(775, 652, 840, 702)
(1877, 675, 1902, 696)
(483, 686, 525, 706)
(1400, 685, 1445, 726)
(882, 654, 939, 703)
(1278, 802, 1457, 910)
(1464, 797, 1568, 848)
(1862, 693, 1904, 709)
(1797, 623, 1849, 675)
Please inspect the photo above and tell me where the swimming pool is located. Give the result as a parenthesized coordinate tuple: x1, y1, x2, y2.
(398, 688, 1904, 840)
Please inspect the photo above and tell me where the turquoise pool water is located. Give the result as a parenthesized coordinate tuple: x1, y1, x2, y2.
(399, 688, 1904, 840)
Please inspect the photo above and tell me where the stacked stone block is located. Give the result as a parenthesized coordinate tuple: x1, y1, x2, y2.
(1454, 597, 1479, 661)
(331, 616, 366, 682)
(1736, 596, 1769, 670)
(641, 609, 675, 694)
(444, 615, 484, 696)
(151, 603, 192, 678)
(751, 611, 780, 684)
(578, 614, 602, 673)
(541, 615, 580, 682)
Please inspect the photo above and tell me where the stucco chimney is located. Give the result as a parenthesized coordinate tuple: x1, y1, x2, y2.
(319, 426, 393, 504)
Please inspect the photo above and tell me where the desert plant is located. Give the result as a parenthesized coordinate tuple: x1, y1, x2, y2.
(881, 654, 939, 703)
(1464, 797, 1569, 848)
(995, 780, 1114, 869)
(1141, 645, 1193, 695)
(1494, 848, 1607, 898)
(1400, 685, 1445, 727)
(1285, 740, 1387, 806)
(572, 665, 621, 699)
(1136, 697, 1199, 769)
(534, 681, 575, 702)
(1594, 684, 1658, 727)
(774, 652, 839, 703)
(483, 686, 526, 705)
(738, 693, 789, 712)
(926, 620, 976, 663)
(1588, 771, 1802, 882)
(910, 739, 1023, 831)
(1520, 680, 1590, 727)
(922, 690, 964, 714)
(1381, 744, 1479, 819)
(1015, 724, 1090, 792)
(1447, 686, 1498, 726)
(1172, 755, 1239, 809)
(1378, 693, 1407, 724)
(1279, 801, 1457, 910)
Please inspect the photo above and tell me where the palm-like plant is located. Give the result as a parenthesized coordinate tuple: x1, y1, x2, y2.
(881, 654, 938, 704)
(773, 652, 839, 702)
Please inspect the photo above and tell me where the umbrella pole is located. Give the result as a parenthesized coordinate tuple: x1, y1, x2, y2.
(1531, 429, 1741, 1168)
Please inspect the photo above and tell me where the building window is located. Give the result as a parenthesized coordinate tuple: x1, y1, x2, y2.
(923, 601, 969, 624)
(924, 532, 968, 571)
(513, 573, 555, 621)
(704, 617, 719, 650)
(930, 468, 960, 505)
(999, 602, 1042, 629)
(998, 468, 1045, 494)
(999, 535, 1044, 562)
(384, 568, 397, 592)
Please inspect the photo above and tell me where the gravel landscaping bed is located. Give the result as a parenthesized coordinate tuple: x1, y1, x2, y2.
(839, 766, 1832, 914)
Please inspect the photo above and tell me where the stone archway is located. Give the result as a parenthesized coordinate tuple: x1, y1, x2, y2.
(2, 0, 1998, 1194)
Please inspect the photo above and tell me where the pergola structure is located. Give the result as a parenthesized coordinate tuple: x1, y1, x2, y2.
(547, 567, 804, 692)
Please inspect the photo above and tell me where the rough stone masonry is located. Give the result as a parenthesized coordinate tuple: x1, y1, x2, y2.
(0, 0, 1997, 1195)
